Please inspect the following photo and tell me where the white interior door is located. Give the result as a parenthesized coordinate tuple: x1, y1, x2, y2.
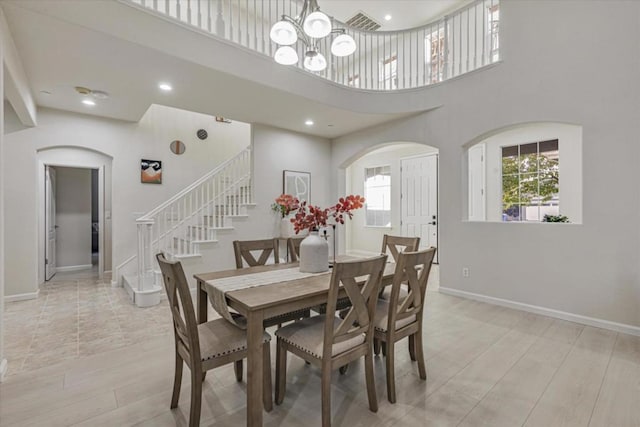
(45, 166, 57, 280)
(401, 154, 438, 262)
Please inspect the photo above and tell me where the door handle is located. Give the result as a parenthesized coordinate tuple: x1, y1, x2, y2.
(429, 221, 437, 225)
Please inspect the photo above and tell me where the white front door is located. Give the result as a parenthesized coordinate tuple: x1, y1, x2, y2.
(401, 154, 438, 262)
(45, 166, 57, 280)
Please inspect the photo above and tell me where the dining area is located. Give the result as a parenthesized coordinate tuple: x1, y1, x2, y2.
(156, 233, 435, 427)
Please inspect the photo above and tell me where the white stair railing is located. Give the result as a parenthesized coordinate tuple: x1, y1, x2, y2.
(135, 147, 253, 292)
(120, 0, 500, 91)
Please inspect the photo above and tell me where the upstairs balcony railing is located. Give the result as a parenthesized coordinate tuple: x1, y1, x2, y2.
(123, 0, 500, 91)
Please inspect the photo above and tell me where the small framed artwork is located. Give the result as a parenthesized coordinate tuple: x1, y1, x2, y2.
(141, 159, 162, 184)
(283, 170, 310, 202)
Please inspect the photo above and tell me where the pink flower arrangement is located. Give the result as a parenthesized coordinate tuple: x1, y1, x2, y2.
(291, 195, 365, 234)
(271, 194, 300, 218)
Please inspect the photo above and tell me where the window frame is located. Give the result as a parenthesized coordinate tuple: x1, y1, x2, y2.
(501, 139, 559, 222)
(364, 165, 392, 227)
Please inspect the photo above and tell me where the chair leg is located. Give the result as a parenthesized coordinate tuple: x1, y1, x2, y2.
(385, 341, 396, 403)
(171, 353, 183, 408)
(189, 368, 203, 427)
(408, 334, 416, 361)
(373, 338, 381, 355)
(234, 360, 243, 382)
(364, 351, 378, 413)
(321, 364, 332, 427)
(415, 332, 427, 380)
(263, 342, 273, 412)
(275, 339, 287, 405)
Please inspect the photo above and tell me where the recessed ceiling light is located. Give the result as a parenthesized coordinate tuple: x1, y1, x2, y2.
(82, 99, 96, 106)
(159, 83, 172, 92)
(384, 14, 392, 21)
(305, 119, 314, 126)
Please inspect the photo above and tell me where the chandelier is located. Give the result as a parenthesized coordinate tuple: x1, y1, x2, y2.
(269, 0, 357, 72)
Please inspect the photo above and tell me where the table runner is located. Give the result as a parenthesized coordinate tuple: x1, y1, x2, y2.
(206, 267, 331, 328)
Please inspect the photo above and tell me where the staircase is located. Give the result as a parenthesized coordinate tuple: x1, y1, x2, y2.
(120, 148, 254, 307)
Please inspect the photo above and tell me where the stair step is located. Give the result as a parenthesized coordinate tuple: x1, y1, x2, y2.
(123, 275, 163, 307)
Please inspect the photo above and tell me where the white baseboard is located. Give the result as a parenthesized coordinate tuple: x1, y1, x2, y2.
(0, 359, 7, 382)
(5, 289, 40, 302)
(56, 264, 93, 272)
(439, 287, 640, 337)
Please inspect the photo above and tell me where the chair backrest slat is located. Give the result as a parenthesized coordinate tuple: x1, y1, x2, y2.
(233, 239, 280, 268)
(156, 253, 201, 366)
(387, 248, 436, 328)
(323, 255, 387, 356)
(381, 234, 421, 263)
(287, 237, 305, 262)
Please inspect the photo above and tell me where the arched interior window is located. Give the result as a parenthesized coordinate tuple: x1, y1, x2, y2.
(466, 123, 582, 224)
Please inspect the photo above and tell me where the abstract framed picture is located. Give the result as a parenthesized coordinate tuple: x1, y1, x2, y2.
(141, 159, 162, 184)
(283, 170, 310, 203)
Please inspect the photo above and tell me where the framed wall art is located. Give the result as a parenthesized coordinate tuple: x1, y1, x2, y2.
(141, 159, 162, 184)
(283, 170, 310, 202)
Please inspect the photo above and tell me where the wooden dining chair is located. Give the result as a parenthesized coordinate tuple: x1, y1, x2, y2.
(286, 237, 305, 262)
(381, 234, 421, 263)
(233, 238, 280, 268)
(232, 239, 311, 329)
(379, 234, 421, 300)
(373, 247, 436, 403)
(156, 253, 273, 427)
(275, 255, 387, 427)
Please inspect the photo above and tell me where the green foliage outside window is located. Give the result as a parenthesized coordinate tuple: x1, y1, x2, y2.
(502, 153, 559, 211)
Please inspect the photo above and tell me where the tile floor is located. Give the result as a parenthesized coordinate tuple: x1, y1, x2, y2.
(1, 265, 639, 426)
(3, 269, 172, 377)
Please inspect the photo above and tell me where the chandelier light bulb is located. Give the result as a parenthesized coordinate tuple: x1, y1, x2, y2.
(303, 51, 327, 72)
(331, 33, 357, 57)
(303, 11, 332, 38)
(274, 46, 299, 65)
(270, 20, 298, 45)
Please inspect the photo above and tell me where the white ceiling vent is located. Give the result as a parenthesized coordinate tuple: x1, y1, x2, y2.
(345, 12, 381, 31)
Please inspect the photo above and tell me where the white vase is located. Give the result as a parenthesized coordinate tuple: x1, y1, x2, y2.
(280, 217, 295, 238)
(299, 230, 329, 273)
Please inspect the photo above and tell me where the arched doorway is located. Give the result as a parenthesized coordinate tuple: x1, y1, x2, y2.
(342, 142, 440, 263)
(37, 146, 113, 282)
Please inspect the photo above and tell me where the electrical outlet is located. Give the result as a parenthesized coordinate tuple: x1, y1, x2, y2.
(462, 267, 470, 278)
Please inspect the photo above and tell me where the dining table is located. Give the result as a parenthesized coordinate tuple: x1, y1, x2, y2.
(194, 259, 397, 427)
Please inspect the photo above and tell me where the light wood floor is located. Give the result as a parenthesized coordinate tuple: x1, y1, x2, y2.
(1, 268, 639, 426)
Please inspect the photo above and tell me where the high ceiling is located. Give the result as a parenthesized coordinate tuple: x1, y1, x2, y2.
(2, 0, 460, 138)
(321, 0, 470, 31)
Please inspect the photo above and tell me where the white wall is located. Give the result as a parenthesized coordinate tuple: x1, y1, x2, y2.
(3, 105, 250, 297)
(252, 124, 332, 237)
(478, 122, 582, 223)
(55, 167, 92, 269)
(345, 143, 437, 255)
(0, 8, 6, 380)
(333, 1, 640, 330)
(4, 100, 27, 134)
